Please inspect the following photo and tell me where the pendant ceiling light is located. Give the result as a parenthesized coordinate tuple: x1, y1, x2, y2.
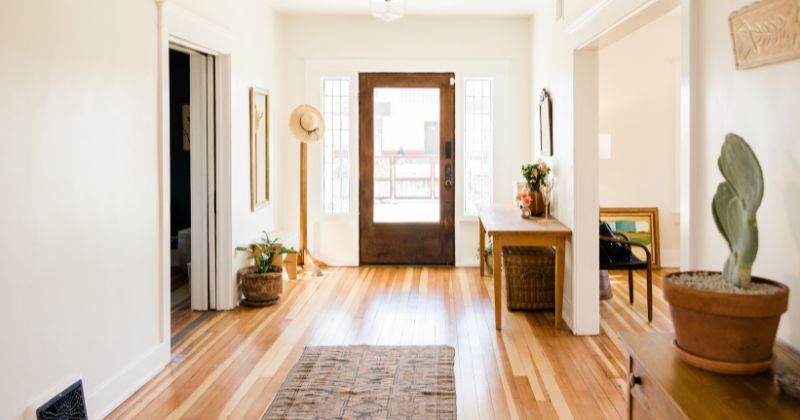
(371, 0, 405, 22)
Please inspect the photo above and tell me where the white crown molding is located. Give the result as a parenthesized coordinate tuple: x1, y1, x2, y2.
(565, 0, 611, 34)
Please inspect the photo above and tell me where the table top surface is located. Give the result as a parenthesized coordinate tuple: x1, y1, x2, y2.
(620, 332, 800, 419)
(477, 204, 572, 236)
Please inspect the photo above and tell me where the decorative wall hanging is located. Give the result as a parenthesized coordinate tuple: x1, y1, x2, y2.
(600, 207, 662, 268)
(730, 0, 800, 70)
(539, 89, 553, 156)
(249, 87, 270, 211)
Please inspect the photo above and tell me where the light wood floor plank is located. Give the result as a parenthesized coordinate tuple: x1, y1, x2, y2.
(110, 267, 674, 419)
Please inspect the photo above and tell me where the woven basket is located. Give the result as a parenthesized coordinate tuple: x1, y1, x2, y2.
(238, 267, 283, 307)
(502, 246, 556, 310)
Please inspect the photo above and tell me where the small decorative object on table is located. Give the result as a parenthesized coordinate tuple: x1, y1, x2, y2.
(540, 174, 555, 219)
(663, 133, 789, 374)
(521, 159, 551, 217)
(515, 193, 533, 218)
(236, 232, 297, 306)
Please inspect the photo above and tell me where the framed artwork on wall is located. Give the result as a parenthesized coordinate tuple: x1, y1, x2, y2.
(730, 0, 800, 70)
(249, 87, 270, 211)
(540, 89, 553, 156)
(600, 207, 661, 268)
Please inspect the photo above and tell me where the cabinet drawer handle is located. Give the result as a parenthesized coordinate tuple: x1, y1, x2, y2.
(629, 374, 642, 388)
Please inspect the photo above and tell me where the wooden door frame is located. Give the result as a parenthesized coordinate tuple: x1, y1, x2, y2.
(358, 73, 456, 265)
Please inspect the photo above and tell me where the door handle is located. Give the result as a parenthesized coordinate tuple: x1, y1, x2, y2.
(445, 164, 453, 189)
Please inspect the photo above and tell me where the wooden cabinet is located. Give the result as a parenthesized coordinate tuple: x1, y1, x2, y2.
(620, 333, 800, 419)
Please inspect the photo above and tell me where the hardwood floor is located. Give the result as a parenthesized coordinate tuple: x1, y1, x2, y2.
(171, 268, 204, 339)
(110, 267, 675, 419)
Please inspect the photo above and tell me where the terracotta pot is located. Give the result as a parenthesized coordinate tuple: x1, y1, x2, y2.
(238, 266, 283, 306)
(663, 271, 789, 374)
(527, 188, 545, 217)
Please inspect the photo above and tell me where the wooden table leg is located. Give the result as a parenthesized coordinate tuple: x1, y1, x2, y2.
(555, 237, 566, 329)
(493, 238, 503, 330)
(479, 221, 485, 277)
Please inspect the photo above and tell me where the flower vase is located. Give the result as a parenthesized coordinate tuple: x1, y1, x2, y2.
(526, 187, 545, 217)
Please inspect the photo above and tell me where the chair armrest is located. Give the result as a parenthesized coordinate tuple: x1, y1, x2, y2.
(614, 232, 630, 241)
(599, 235, 652, 265)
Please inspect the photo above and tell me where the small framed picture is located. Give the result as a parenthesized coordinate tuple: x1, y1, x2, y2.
(249, 87, 270, 211)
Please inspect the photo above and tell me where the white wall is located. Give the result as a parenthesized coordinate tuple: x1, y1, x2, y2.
(0, 0, 284, 418)
(689, 0, 800, 350)
(0, 1, 161, 417)
(531, 3, 588, 334)
(598, 10, 681, 267)
(280, 15, 532, 266)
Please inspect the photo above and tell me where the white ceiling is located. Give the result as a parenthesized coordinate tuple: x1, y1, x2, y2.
(266, 0, 538, 16)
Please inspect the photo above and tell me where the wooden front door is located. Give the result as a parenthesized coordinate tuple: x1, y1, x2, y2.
(359, 73, 455, 265)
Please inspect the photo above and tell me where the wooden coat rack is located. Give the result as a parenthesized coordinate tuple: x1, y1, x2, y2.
(299, 142, 325, 275)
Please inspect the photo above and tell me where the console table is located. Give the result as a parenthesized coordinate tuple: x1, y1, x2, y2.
(477, 204, 572, 330)
(620, 332, 800, 419)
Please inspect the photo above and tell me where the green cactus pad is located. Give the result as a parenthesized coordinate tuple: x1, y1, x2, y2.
(712, 133, 763, 288)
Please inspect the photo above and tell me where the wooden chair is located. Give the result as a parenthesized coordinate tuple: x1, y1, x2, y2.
(600, 224, 653, 322)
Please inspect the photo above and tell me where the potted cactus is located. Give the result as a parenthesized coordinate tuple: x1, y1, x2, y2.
(663, 134, 789, 374)
(236, 233, 296, 306)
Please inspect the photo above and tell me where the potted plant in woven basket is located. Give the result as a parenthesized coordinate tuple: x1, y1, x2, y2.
(663, 134, 789, 375)
(236, 232, 297, 307)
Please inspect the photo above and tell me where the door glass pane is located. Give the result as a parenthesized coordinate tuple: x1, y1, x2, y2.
(373, 87, 440, 223)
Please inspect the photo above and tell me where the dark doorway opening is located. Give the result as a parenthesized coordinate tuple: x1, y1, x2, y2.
(168, 49, 200, 340)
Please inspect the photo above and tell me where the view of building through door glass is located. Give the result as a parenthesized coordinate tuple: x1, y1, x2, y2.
(373, 88, 440, 223)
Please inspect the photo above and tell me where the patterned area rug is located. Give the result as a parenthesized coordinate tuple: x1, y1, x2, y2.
(263, 345, 456, 419)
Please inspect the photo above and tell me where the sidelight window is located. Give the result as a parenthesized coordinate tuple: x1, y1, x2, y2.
(464, 78, 493, 216)
(322, 78, 351, 214)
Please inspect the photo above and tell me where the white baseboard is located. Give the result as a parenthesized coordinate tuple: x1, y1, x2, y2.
(88, 343, 170, 419)
(456, 262, 479, 268)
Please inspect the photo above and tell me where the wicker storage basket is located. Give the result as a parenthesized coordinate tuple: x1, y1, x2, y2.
(502, 246, 556, 310)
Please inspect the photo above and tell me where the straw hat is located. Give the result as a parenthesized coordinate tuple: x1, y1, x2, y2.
(289, 104, 325, 143)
